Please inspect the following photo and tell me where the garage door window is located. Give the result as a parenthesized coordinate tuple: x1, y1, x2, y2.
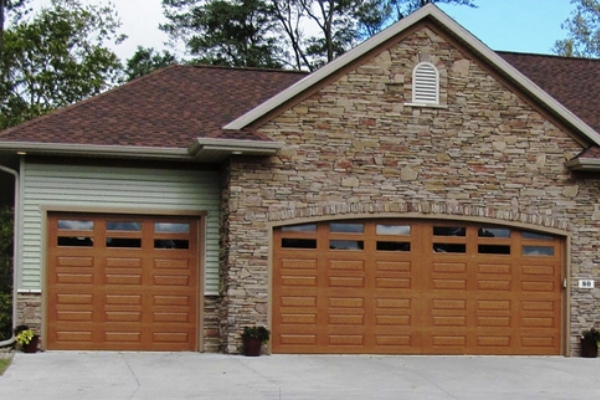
(57, 219, 94, 247)
(107, 238, 142, 248)
(155, 222, 190, 233)
(478, 227, 510, 238)
(107, 221, 141, 231)
(330, 222, 364, 233)
(58, 220, 93, 230)
(522, 246, 554, 256)
(281, 223, 317, 232)
(376, 224, 410, 235)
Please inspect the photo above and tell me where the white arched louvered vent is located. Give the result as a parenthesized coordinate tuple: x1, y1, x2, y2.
(412, 62, 439, 104)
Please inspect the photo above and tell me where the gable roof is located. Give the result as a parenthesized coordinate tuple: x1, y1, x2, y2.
(0, 65, 306, 160)
(1, 4, 600, 164)
(224, 4, 600, 148)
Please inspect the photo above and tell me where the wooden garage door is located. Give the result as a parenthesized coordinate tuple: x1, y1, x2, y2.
(47, 214, 199, 351)
(273, 220, 563, 355)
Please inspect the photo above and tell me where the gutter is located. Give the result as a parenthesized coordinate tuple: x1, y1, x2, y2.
(565, 158, 600, 172)
(0, 142, 190, 160)
(188, 138, 284, 158)
(0, 165, 19, 348)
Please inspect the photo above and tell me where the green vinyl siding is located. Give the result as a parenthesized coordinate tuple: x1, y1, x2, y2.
(20, 161, 221, 294)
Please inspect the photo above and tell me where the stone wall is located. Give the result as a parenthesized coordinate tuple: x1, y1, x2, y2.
(221, 24, 600, 355)
(15, 293, 42, 336)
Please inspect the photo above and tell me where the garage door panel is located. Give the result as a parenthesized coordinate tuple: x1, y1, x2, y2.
(47, 213, 199, 351)
(274, 220, 563, 355)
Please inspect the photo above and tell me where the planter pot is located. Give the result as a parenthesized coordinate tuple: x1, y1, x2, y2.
(581, 337, 598, 358)
(242, 337, 263, 357)
(22, 335, 39, 354)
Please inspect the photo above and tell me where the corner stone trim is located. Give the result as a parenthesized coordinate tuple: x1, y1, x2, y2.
(262, 200, 570, 231)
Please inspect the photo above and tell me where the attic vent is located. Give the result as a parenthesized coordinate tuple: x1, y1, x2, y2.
(412, 62, 439, 104)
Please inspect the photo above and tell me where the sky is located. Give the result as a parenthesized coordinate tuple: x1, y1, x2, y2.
(32, 0, 576, 62)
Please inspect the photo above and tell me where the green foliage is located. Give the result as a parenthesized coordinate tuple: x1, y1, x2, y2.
(162, 0, 283, 68)
(0, 206, 12, 258)
(554, 0, 600, 57)
(0, 293, 11, 341)
(242, 326, 270, 342)
(0, 206, 12, 341)
(162, 0, 475, 70)
(15, 328, 34, 345)
(0, 358, 11, 376)
(125, 46, 177, 81)
(582, 327, 600, 342)
(0, 0, 124, 130)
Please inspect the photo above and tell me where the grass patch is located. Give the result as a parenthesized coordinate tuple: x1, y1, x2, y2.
(0, 358, 11, 375)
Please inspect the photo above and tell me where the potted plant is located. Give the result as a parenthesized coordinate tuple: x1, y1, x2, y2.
(241, 326, 270, 357)
(581, 327, 600, 358)
(14, 325, 39, 353)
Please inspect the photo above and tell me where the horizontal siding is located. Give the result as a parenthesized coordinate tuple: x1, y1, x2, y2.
(21, 162, 221, 294)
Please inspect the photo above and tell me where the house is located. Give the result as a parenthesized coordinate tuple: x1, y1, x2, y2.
(0, 4, 599, 356)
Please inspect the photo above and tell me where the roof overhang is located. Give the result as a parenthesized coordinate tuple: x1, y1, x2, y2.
(565, 158, 600, 172)
(188, 138, 284, 162)
(0, 142, 191, 160)
(223, 4, 600, 147)
(0, 138, 284, 163)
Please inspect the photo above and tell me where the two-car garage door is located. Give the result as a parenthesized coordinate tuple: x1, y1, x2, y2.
(273, 220, 563, 355)
(46, 213, 199, 351)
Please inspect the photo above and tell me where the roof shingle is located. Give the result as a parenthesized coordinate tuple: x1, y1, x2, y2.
(0, 65, 306, 148)
(499, 51, 600, 133)
(2, 52, 600, 151)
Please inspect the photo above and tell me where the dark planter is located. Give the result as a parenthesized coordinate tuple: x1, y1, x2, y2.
(23, 335, 39, 354)
(581, 337, 598, 358)
(242, 337, 263, 357)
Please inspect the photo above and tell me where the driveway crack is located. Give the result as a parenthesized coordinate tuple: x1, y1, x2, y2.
(121, 353, 141, 400)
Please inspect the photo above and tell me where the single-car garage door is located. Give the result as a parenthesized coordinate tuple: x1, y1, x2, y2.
(273, 220, 563, 355)
(47, 213, 199, 351)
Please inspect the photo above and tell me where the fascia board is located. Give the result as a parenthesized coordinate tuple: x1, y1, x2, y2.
(565, 158, 600, 171)
(188, 138, 283, 157)
(223, 4, 600, 147)
(0, 142, 190, 160)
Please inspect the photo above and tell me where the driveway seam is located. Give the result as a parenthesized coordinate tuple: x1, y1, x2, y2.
(121, 353, 141, 400)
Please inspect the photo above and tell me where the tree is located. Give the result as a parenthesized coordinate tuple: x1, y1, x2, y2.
(125, 46, 177, 81)
(0, 0, 30, 52)
(161, 0, 283, 68)
(0, 206, 12, 341)
(554, 0, 600, 57)
(0, 0, 124, 129)
(162, 0, 475, 71)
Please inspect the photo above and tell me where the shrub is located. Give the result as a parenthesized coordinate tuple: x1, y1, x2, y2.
(0, 293, 11, 341)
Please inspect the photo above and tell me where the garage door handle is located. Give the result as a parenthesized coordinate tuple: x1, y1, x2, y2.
(563, 278, 567, 289)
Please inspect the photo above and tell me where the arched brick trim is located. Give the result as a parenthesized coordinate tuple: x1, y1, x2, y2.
(265, 200, 570, 233)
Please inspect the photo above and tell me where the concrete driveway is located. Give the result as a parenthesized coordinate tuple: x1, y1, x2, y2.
(0, 352, 598, 400)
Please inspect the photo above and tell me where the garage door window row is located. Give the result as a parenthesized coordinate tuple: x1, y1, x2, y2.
(56, 219, 191, 249)
(280, 222, 556, 257)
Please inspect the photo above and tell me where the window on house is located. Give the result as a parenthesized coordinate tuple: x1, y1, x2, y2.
(412, 62, 439, 104)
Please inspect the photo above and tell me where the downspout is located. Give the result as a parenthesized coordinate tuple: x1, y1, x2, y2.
(0, 165, 19, 347)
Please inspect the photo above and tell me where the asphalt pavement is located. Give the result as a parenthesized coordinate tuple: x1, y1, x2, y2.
(0, 352, 598, 400)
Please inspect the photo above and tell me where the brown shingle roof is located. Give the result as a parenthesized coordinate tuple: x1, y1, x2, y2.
(499, 51, 600, 133)
(2, 52, 600, 151)
(0, 65, 306, 148)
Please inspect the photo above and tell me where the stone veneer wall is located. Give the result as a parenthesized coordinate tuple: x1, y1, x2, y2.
(203, 296, 221, 352)
(221, 25, 600, 356)
(16, 293, 42, 335)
